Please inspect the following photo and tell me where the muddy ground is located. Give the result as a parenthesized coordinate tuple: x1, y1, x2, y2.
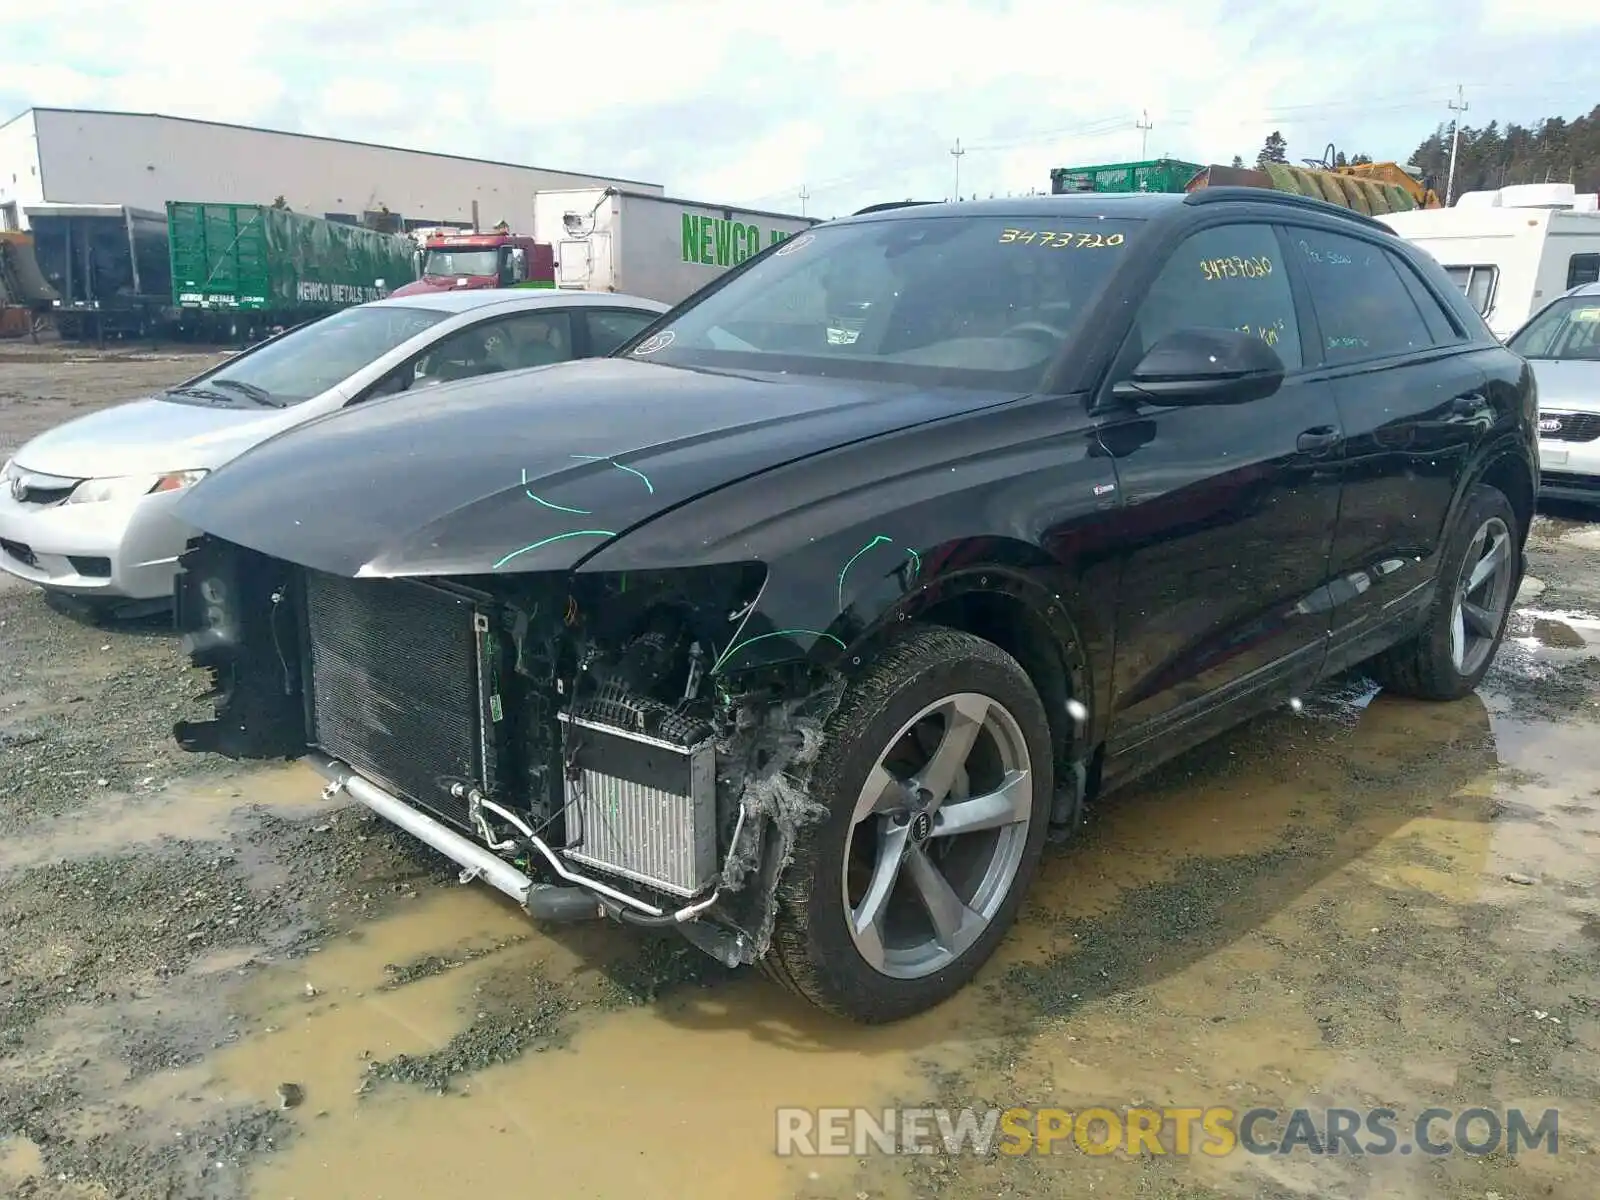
(2, 344, 1599, 1200)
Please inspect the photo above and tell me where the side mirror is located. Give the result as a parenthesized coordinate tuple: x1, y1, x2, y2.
(1111, 327, 1285, 407)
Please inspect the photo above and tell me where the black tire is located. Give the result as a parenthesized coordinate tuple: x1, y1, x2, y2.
(1367, 483, 1521, 701)
(761, 624, 1055, 1023)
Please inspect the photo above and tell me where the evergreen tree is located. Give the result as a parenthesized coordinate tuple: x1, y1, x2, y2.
(1256, 132, 1289, 169)
(1407, 107, 1600, 195)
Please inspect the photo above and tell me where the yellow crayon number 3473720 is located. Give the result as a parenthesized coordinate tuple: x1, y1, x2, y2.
(998, 229, 1125, 248)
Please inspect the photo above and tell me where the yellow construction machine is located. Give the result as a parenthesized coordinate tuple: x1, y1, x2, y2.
(1329, 160, 1444, 209)
(1182, 146, 1444, 215)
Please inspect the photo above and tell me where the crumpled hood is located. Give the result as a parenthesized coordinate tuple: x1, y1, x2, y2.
(1530, 359, 1600, 414)
(12, 394, 299, 479)
(174, 357, 1023, 578)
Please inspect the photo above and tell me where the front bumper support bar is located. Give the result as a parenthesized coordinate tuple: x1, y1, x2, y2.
(304, 754, 730, 925)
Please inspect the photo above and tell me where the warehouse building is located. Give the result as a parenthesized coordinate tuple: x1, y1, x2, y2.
(0, 107, 663, 233)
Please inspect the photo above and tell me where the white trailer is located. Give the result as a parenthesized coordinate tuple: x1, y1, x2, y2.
(1379, 184, 1600, 339)
(531, 188, 818, 306)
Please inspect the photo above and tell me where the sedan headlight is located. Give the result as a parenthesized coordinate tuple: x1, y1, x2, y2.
(66, 470, 209, 505)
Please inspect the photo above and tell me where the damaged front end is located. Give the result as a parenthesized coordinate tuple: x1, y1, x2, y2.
(171, 535, 846, 968)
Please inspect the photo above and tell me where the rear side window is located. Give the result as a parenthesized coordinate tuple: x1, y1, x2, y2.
(1569, 254, 1600, 289)
(587, 309, 658, 356)
(1392, 255, 1467, 345)
(1291, 228, 1433, 363)
(1444, 264, 1498, 316)
(1127, 222, 1303, 370)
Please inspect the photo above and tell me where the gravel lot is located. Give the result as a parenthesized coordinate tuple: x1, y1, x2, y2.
(2, 342, 1599, 1200)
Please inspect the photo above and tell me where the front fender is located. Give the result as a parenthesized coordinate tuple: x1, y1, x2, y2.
(575, 393, 1122, 715)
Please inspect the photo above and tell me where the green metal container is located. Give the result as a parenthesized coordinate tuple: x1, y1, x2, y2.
(1050, 158, 1203, 196)
(167, 202, 419, 316)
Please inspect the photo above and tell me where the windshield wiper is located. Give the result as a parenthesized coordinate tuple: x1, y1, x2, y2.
(166, 385, 236, 403)
(208, 379, 286, 407)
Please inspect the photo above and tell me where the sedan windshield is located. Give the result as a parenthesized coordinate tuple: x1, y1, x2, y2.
(1508, 295, 1600, 360)
(630, 214, 1143, 390)
(423, 249, 501, 277)
(168, 305, 449, 408)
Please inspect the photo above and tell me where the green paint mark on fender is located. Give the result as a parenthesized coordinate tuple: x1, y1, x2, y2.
(711, 628, 848, 675)
(681, 213, 794, 268)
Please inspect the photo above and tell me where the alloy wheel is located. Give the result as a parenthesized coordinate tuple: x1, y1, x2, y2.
(841, 691, 1033, 980)
(1451, 514, 1515, 677)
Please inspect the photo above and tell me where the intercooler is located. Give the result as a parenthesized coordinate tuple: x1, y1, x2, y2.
(557, 709, 718, 897)
(302, 569, 486, 829)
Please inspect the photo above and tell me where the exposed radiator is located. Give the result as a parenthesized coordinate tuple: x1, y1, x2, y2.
(557, 711, 718, 897)
(303, 570, 483, 829)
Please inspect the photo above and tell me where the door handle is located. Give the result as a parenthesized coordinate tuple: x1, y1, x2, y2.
(1297, 425, 1342, 454)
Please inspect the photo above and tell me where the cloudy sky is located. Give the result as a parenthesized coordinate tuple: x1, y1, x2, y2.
(4, 0, 1598, 218)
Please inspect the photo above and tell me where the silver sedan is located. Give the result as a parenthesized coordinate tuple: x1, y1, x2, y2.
(1505, 281, 1600, 509)
(0, 288, 667, 615)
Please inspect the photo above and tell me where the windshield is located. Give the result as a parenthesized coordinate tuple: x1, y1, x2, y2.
(423, 249, 501, 277)
(168, 305, 449, 408)
(629, 214, 1142, 390)
(1508, 295, 1600, 361)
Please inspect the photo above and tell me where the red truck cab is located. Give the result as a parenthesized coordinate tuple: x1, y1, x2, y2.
(390, 232, 555, 297)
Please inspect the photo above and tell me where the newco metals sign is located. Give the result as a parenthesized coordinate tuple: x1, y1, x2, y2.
(295, 281, 390, 304)
(681, 213, 797, 268)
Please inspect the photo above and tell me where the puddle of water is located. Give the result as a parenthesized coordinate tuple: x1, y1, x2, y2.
(844, 678, 1599, 1197)
(0, 1134, 44, 1185)
(1562, 525, 1600, 550)
(0, 762, 336, 872)
(163, 887, 974, 1200)
(1483, 718, 1600, 885)
(185, 674, 1564, 1200)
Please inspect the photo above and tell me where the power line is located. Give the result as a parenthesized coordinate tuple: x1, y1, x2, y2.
(739, 113, 1130, 205)
(734, 83, 1589, 208)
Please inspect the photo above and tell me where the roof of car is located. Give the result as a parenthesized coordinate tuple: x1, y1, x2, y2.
(365, 289, 668, 314)
(838, 193, 1184, 224)
(1568, 281, 1600, 298)
(830, 187, 1397, 236)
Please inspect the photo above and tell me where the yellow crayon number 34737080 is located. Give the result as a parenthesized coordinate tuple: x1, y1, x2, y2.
(1201, 256, 1273, 281)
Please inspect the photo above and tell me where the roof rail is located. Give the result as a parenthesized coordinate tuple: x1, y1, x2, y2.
(852, 200, 942, 215)
(1182, 185, 1395, 234)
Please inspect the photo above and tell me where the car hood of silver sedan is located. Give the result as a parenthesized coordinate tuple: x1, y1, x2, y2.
(1530, 359, 1600, 414)
(9, 394, 305, 480)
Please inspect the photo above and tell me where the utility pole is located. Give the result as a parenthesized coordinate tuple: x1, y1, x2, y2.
(798, 184, 810, 216)
(950, 138, 965, 200)
(1136, 109, 1153, 160)
(1446, 85, 1469, 207)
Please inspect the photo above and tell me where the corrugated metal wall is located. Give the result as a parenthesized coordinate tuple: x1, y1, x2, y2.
(29, 109, 664, 231)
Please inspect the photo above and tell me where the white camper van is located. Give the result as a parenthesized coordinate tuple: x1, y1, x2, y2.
(1379, 184, 1600, 340)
